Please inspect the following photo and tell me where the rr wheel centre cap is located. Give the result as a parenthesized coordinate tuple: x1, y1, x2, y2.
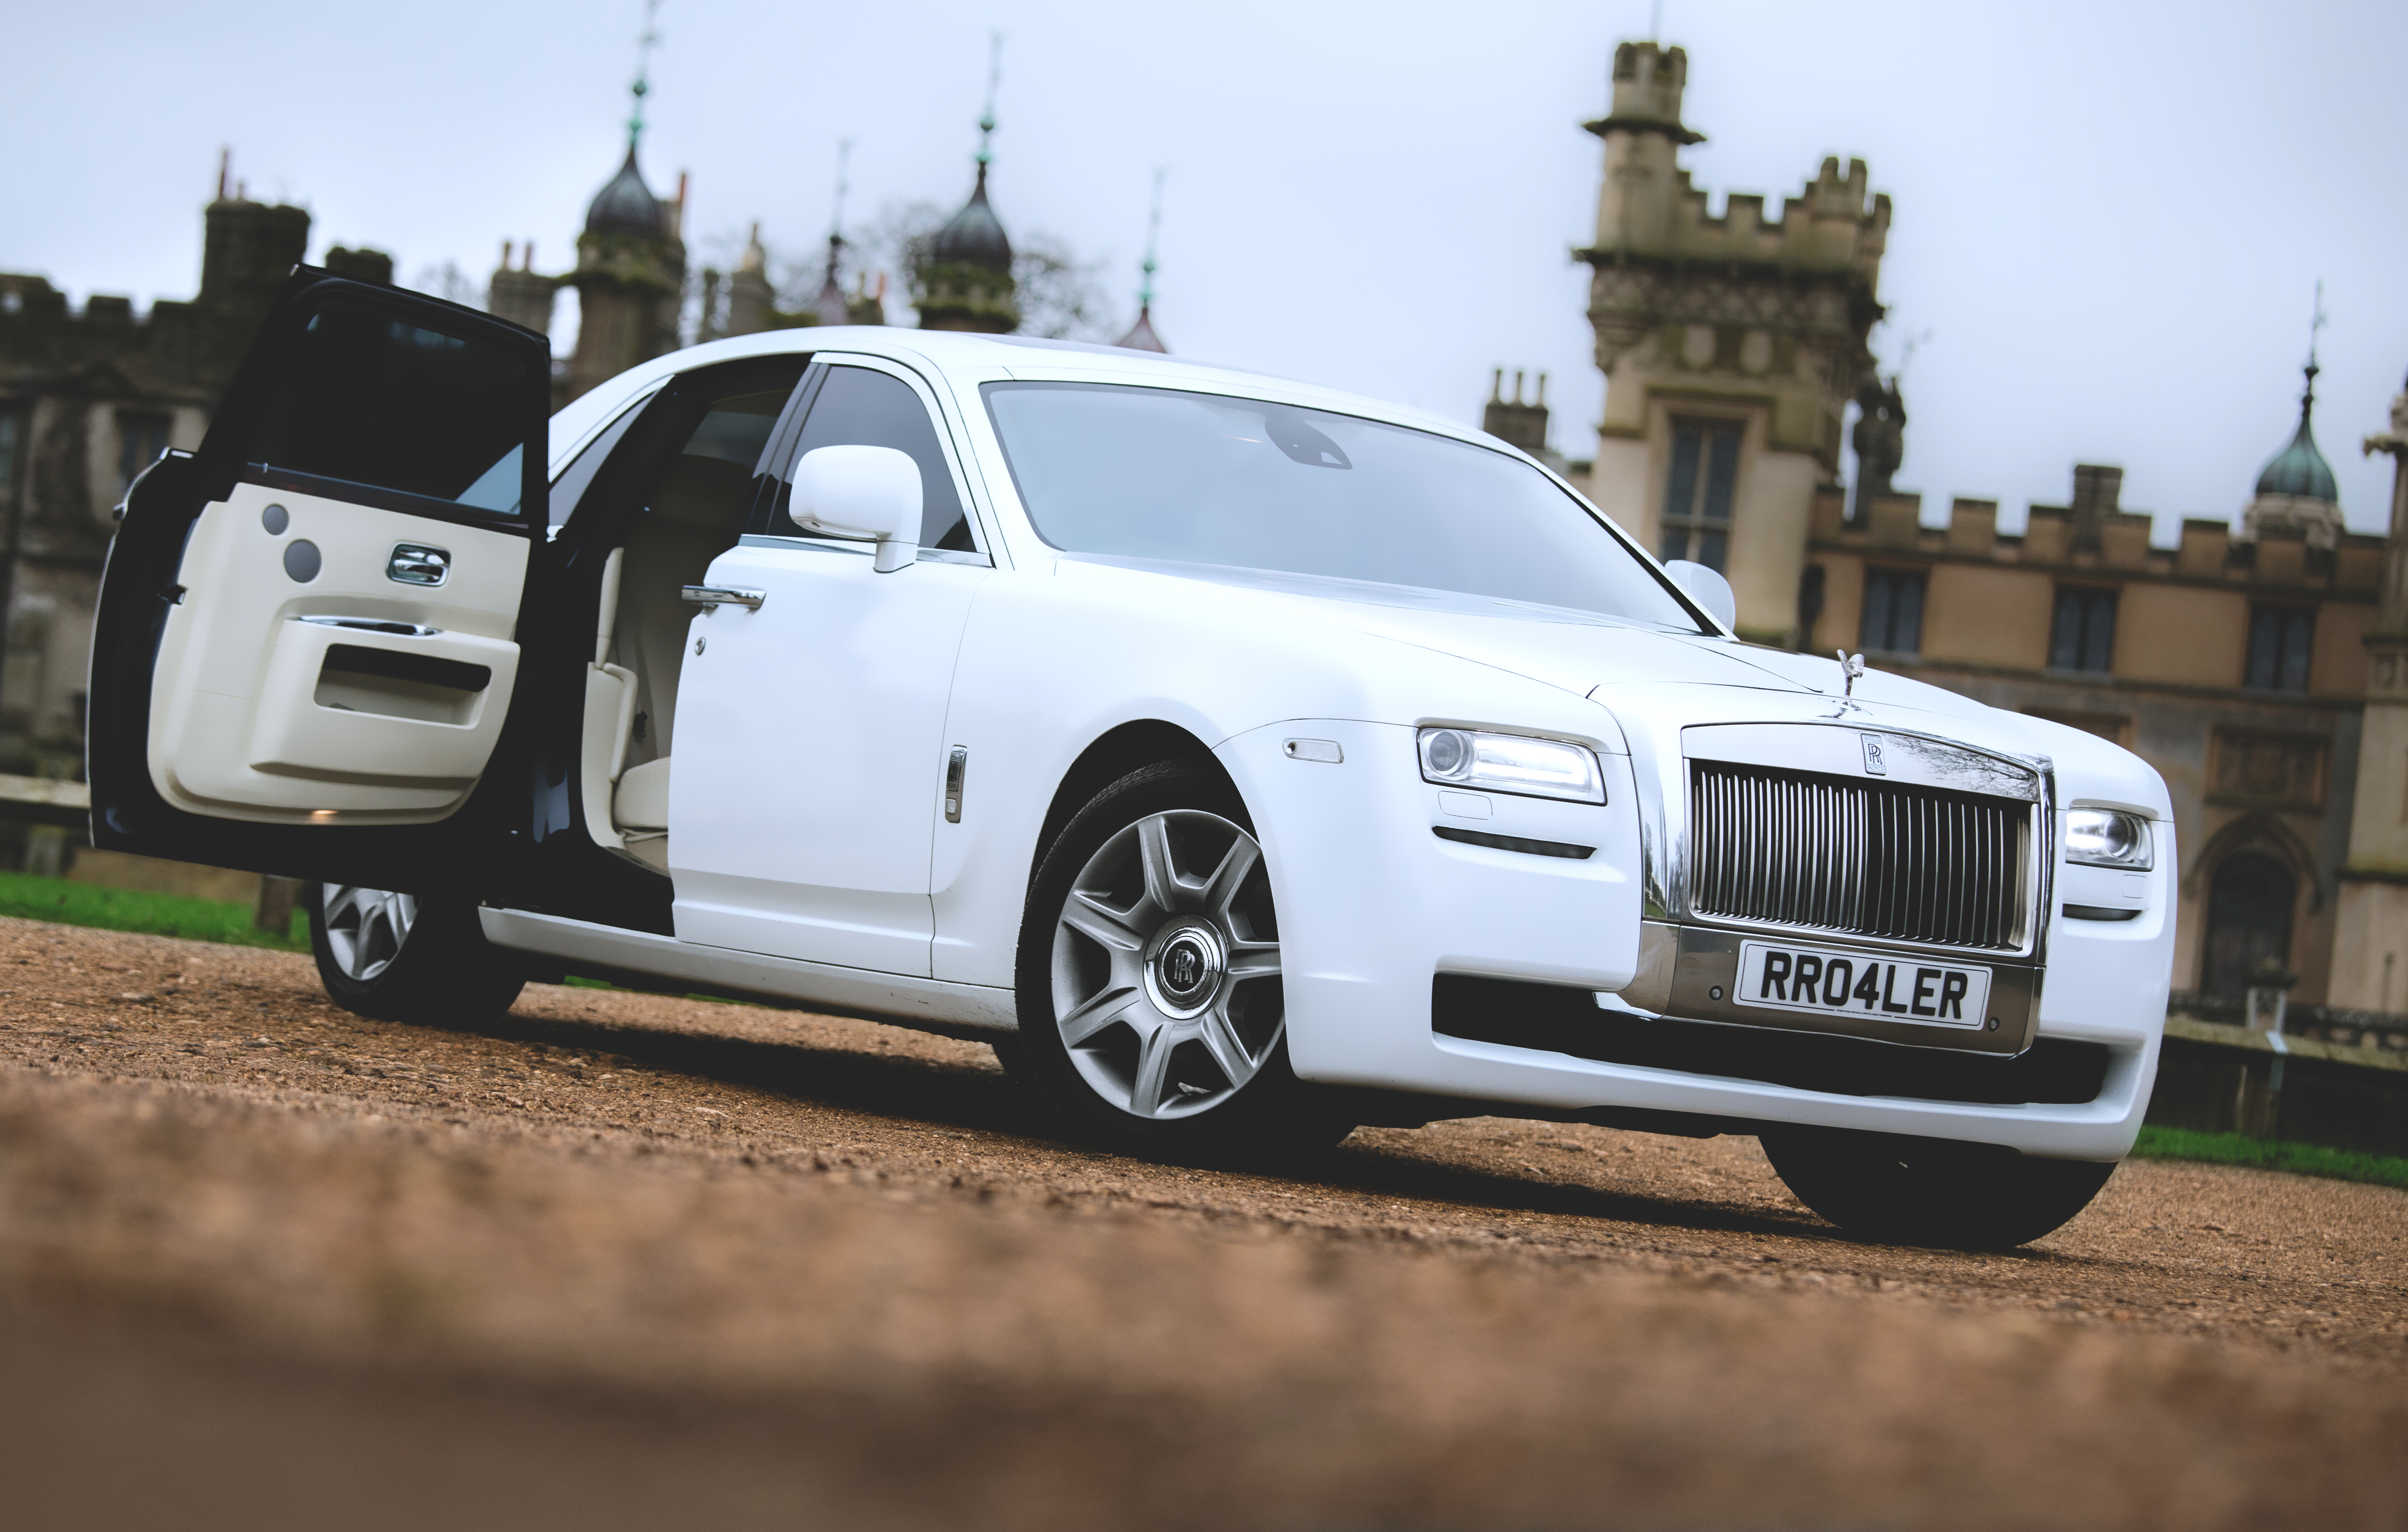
(1144, 922, 1227, 1019)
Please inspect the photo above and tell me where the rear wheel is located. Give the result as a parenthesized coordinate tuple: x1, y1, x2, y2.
(308, 883, 526, 1025)
(1009, 762, 1352, 1161)
(1760, 1126, 2117, 1250)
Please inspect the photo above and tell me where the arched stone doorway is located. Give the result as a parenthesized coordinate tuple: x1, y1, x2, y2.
(2202, 851, 2297, 995)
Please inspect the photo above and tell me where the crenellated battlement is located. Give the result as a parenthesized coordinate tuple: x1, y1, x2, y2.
(1635, 158, 1891, 278)
(1582, 36, 1889, 282)
(1806, 465, 2386, 594)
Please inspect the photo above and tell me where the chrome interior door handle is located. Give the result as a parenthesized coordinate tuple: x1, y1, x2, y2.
(681, 585, 767, 610)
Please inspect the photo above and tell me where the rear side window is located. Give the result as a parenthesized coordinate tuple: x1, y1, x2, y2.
(759, 365, 975, 551)
(246, 303, 532, 511)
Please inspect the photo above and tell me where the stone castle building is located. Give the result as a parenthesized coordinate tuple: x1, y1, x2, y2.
(1555, 37, 2408, 1017)
(0, 160, 390, 785)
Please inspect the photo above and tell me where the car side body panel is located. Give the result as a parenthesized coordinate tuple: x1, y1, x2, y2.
(451, 329, 2183, 1161)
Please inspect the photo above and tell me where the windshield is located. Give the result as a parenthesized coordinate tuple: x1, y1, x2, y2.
(983, 381, 1704, 629)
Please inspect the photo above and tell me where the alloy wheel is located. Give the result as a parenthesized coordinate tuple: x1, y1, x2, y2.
(1049, 809, 1283, 1119)
(320, 884, 417, 983)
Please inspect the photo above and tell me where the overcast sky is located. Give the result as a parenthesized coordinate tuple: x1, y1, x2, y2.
(8, 0, 2404, 541)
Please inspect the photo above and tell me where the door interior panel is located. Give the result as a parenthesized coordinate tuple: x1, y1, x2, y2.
(146, 479, 528, 822)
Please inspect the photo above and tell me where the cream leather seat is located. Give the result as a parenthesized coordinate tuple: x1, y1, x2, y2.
(583, 453, 755, 868)
(614, 756, 671, 831)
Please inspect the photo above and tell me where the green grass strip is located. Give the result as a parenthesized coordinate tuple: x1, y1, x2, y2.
(2132, 1124, 2408, 1191)
(0, 869, 310, 952)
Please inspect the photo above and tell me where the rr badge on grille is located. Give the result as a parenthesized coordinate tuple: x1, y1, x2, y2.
(1860, 734, 1889, 775)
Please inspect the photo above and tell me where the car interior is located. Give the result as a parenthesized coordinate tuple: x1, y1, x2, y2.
(576, 366, 800, 870)
(571, 357, 980, 873)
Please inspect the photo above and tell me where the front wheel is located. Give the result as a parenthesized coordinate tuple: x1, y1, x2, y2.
(308, 883, 527, 1025)
(1760, 1126, 2117, 1250)
(1008, 762, 1352, 1161)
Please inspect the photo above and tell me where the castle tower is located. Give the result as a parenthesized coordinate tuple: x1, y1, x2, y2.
(2331, 370, 2408, 1015)
(916, 47, 1018, 334)
(917, 165, 1016, 333)
(1482, 369, 1551, 459)
(198, 151, 310, 337)
(724, 223, 774, 336)
(562, 43, 687, 402)
(485, 240, 558, 334)
(1575, 40, 1890, 645)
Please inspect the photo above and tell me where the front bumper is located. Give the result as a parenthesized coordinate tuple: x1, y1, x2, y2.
(1219, 717, 2172, 1161)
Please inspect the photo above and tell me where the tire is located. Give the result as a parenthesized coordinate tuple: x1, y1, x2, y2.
(1760, 1126, 2117, 1250)
(1009, 761, 1353, 1161)
(307, 883, 527, 1026)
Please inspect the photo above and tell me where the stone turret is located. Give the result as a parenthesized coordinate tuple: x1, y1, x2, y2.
(1574, 38, 1891, 646)
(485, 241, 557, 334)
(725, 223, 774, 336)
(2241, 361, 2346, 551)
(917, 162, 1017, 333)
(916, 66, 1018, 334)
(1482, 369, 1550, 459)
(198, 162, 310, 339)
(563, 143, 686, 402)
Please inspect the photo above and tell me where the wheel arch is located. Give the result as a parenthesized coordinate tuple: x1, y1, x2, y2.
(1029, 720, 1239, 887)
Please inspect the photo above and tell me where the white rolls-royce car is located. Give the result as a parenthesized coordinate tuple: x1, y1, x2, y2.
(90, 272, 2178, 1248)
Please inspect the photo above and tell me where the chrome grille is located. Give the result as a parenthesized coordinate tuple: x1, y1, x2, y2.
(1689, 763, 2029, 950)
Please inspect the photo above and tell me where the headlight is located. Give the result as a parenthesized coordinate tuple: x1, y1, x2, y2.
(1417, 728, 1605, 804)
(2065, 807, 2152, 869)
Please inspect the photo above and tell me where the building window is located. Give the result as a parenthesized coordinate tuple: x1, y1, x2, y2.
(0, 410, 20, 498)
(2049, 587, 2117, 672)
(116, 411, 171, 499)
(2246, 604, 2315, 692)
(1860, 568, 1926, 654)
(1658, 416, 1740, 573)
(2201, 852, 2296, 996)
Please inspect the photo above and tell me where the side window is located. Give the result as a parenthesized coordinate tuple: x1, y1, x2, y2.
(244, 302, 534, 513)
(634, 380, 794, 534)
(548, 396, 650, 529)
(761, 365, 975, 552)
(555, 361, 807, 538)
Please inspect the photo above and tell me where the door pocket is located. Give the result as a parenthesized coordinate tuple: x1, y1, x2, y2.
(314, 642, 491, 725)
(248, 617, 519, 784)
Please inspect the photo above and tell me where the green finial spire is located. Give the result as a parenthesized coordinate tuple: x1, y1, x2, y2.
(628, 0, 661, 147)
(976, 32, 1002, 167)
(1138, 167, 1166, 310)
(830, 136, 855, 238)
(2303, 278, 2328, 413)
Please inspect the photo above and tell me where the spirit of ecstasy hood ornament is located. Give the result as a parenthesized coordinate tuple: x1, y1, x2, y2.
(1830, 649, 1866, 715)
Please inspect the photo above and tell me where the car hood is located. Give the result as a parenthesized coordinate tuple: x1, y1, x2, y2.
(1056, 554, 1989, 724)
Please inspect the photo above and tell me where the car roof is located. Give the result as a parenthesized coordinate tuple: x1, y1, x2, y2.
(594, 326, 1496, 451)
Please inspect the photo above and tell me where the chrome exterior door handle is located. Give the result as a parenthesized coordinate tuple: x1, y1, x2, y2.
(681, 585, 767, 610)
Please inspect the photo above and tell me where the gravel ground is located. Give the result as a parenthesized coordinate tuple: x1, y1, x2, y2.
(0, 915, 2402, 1531)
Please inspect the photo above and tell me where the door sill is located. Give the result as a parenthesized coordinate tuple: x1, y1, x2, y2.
(479, 907, 1017, 1035)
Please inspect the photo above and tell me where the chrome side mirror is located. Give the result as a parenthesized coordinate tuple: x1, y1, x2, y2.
(790, 445, 923, 573)
(1664, 559, 1737, 633)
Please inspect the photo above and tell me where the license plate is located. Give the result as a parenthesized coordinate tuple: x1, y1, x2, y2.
(1734, 940, 1991, 1030)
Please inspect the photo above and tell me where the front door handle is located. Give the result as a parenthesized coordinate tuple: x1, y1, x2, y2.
(681, 585, 767, 610)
